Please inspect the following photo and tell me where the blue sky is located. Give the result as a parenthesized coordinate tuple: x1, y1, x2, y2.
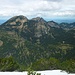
(0, 0, 75, 21)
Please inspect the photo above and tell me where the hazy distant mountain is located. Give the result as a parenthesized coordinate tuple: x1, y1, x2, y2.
(60, 22, 75, 30)
(0, 15, 75, 72)
(0, 20, 6, 25)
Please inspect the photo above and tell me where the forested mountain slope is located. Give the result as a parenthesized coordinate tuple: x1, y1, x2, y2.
(0, 15, 75, 73)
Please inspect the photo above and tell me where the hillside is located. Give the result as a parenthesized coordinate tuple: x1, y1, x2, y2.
(0, 15, 75, 73)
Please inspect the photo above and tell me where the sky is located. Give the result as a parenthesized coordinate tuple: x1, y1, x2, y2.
(0, 0, 75, 21)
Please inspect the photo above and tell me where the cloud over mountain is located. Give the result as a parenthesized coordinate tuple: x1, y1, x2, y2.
(0, 0, 75, 19)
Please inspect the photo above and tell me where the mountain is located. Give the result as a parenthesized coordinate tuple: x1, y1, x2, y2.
(47, 21, 60, 28)
(1, 15, 28, 31)
(0, 15, 75, 72)
(60, 22, 75, 30)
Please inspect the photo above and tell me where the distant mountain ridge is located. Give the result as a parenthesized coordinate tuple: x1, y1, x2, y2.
(0, 20, 6, 25)
(0, 15, 75, 72)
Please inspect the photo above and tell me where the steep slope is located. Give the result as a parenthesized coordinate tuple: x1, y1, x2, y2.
(47, 21, 60, 28)
(1, 15, 28, 33)
(21, 17, 51, 43)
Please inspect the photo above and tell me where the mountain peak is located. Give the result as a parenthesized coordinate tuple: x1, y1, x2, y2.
(47, 21, 59, 28)
(9, 15, 28, 22)
(48, 21, 58, 24)
(2, 15, 28, 26)
(32, 17, 42, 20)
(32, 17, 46, 23)
(1, 15, 29, 31)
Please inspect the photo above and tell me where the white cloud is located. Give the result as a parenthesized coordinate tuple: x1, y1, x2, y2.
(0, 0, 75, 19)
(53, 11, 75, 17)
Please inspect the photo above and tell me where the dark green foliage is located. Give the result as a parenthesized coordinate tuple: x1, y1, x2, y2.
(0, 56, 20, 71)
(31, 57, 59, 70)
(60, 59, 75, 73)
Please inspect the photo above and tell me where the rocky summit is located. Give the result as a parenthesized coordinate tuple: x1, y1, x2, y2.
(0, 15, 75, 72)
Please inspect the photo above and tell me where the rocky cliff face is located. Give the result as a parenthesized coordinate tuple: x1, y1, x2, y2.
(1, 15, 28, 31)
(1, 16, 52, 42)
(47, 21, 60, 28)
(1, 15, 75, 43)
